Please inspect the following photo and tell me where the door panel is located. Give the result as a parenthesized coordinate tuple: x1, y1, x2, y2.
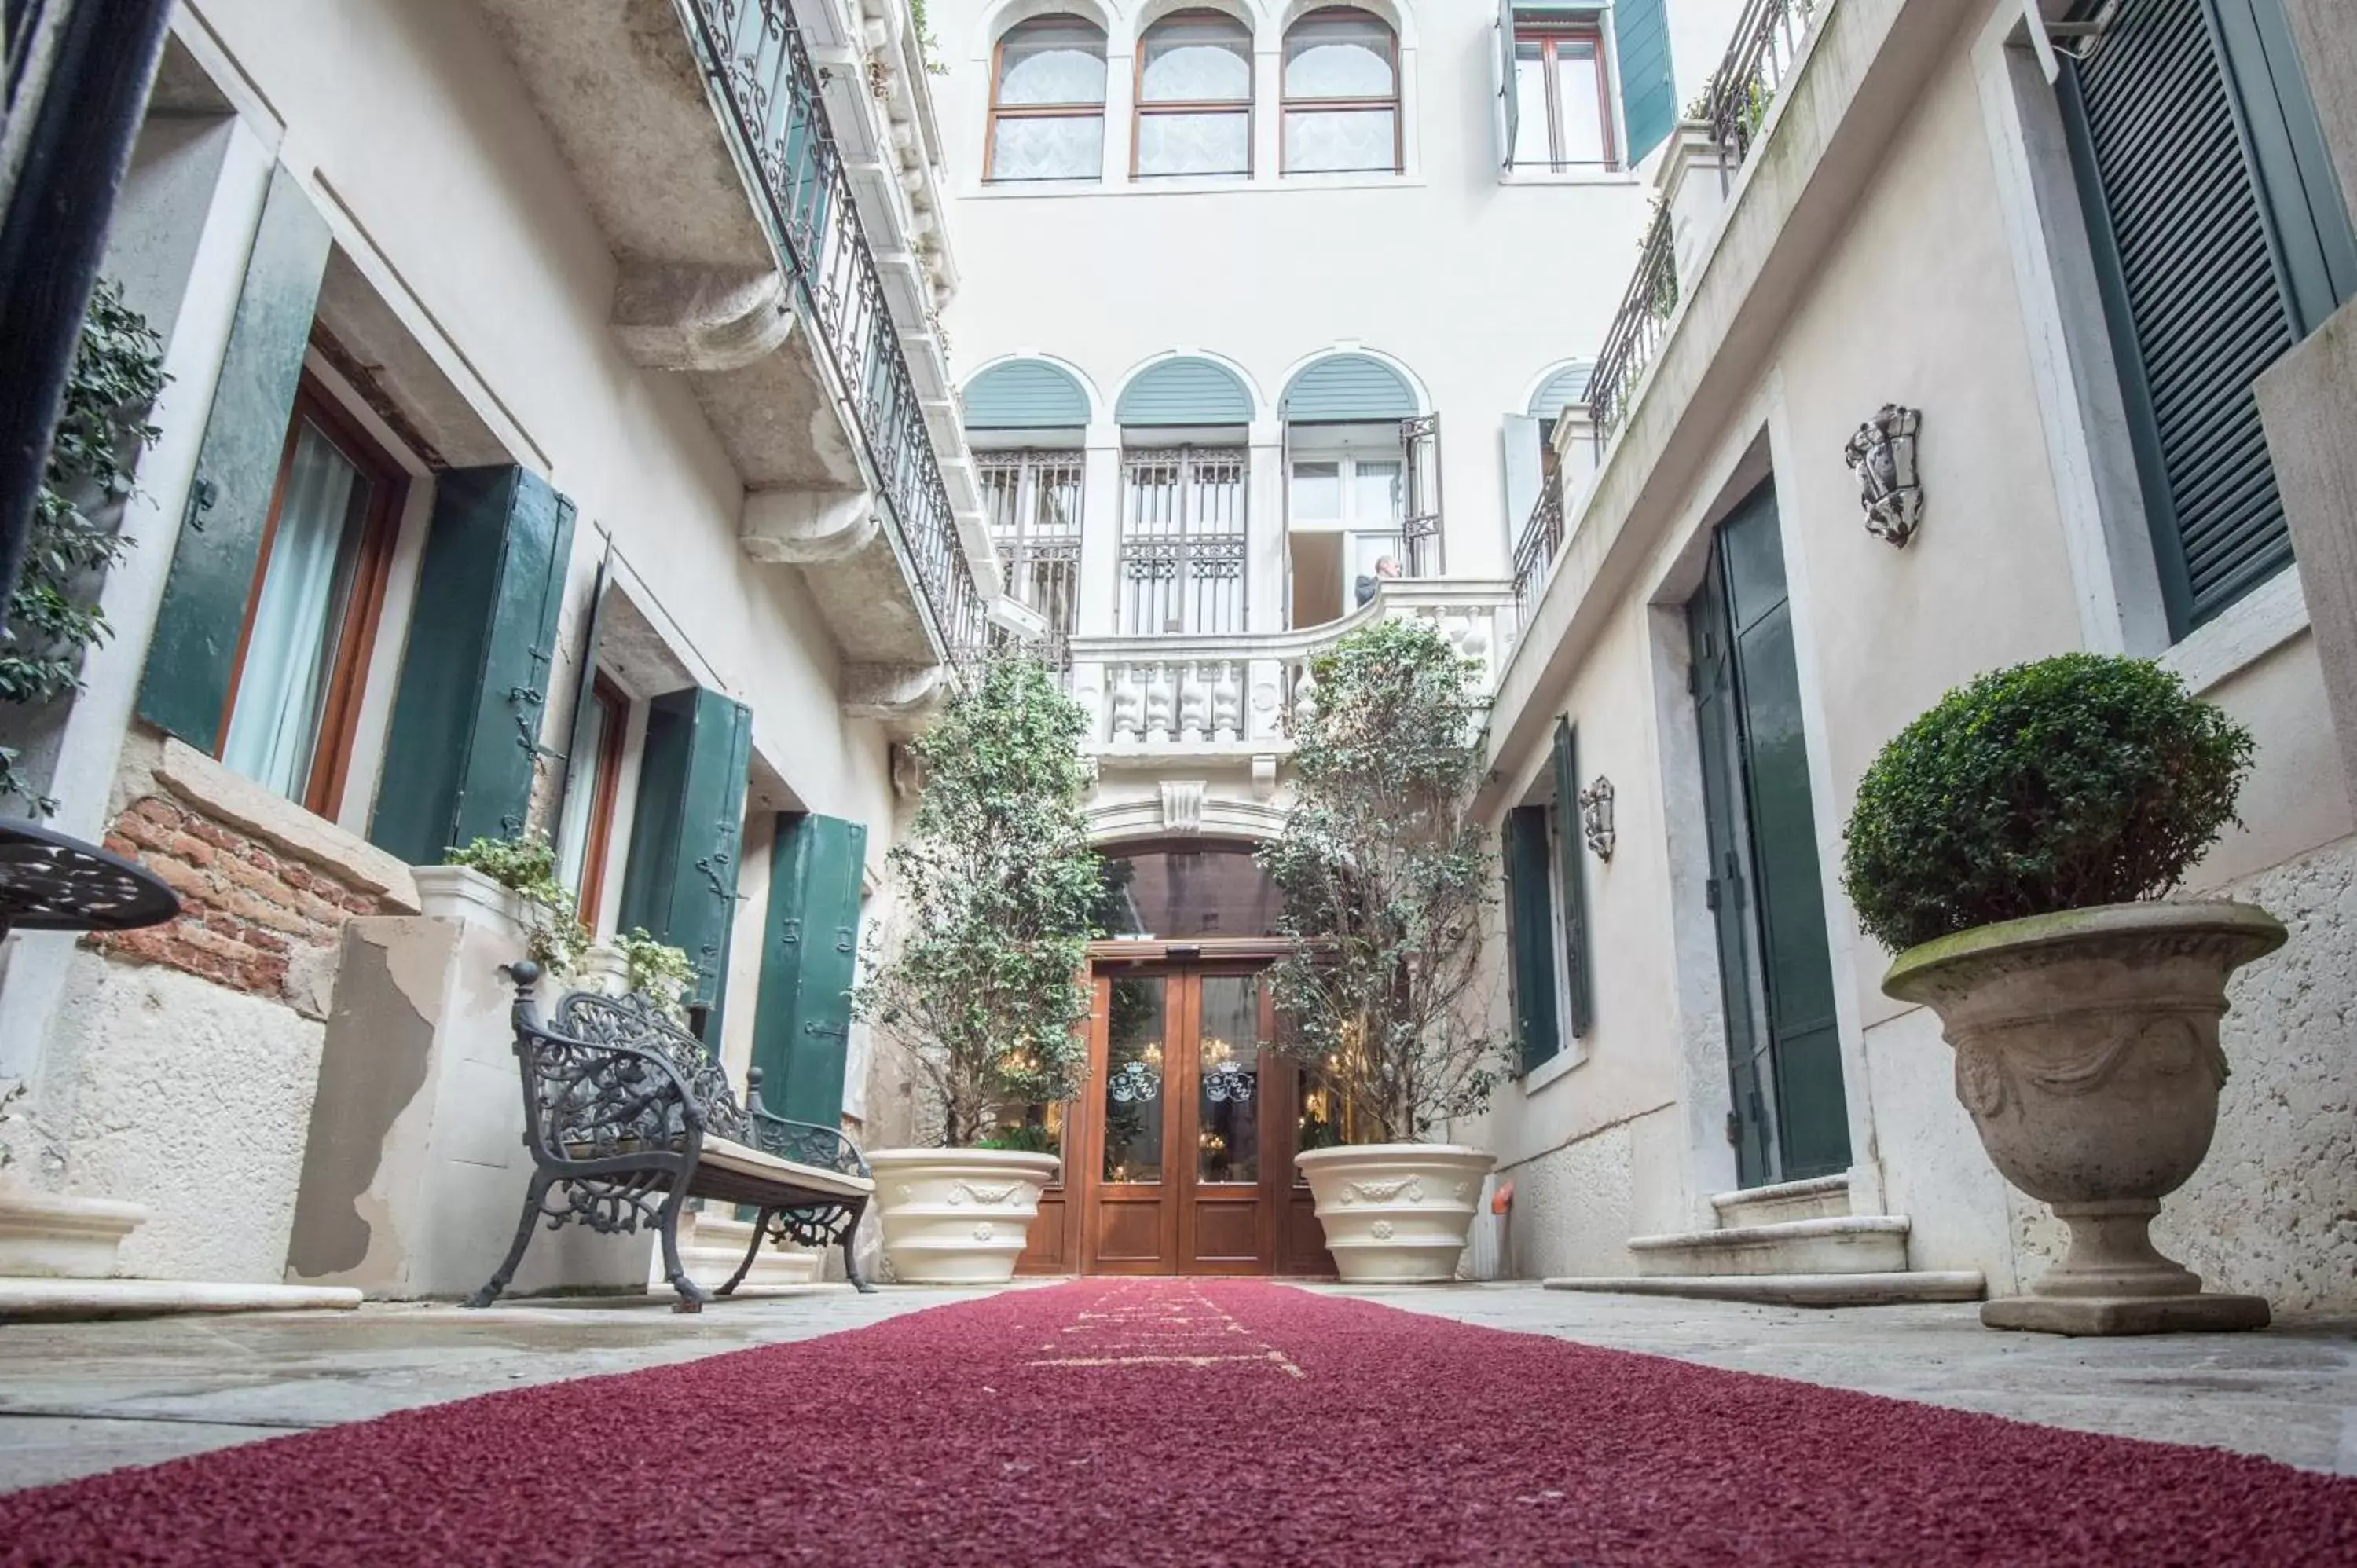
(1178, 972, 1274, 1274)
(1085, 971, 1180, 1273)
(1690, 483, 1851, 1187)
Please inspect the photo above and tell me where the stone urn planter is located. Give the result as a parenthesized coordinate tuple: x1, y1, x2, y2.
(1883, 900, 2286, 1335)
(1295, 1144, 1495, 1284)
(867, 1148, 1061, 1284)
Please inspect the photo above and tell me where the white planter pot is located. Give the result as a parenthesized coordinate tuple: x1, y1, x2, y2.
(867, 1149, 1060, 1284)
(574, 943, 629, 996)
(1295, 1144, 1495, 1284)
(0, 1179, 147, 1278)
(1884, 899, 2286, 1335)
(413, 865, 533, 950)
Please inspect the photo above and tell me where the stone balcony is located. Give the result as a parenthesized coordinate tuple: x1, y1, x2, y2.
(1069, 581, 1520, 774)
(474, 0, 995, 716)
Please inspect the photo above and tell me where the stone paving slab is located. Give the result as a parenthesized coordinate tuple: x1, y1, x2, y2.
(1310, 1283, 2357, 1476)
(0, 1284, 992, 1493)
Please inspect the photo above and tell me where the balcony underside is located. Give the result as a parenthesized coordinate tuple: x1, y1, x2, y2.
(475, 0, 942, 672)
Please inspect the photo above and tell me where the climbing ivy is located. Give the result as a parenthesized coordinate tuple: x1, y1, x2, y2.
(0, 280, 167, 815)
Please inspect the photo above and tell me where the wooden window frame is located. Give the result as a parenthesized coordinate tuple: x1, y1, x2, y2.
(1279, 6, 1402, 176)
(572, 672, 630, 933)
(984, 15, 1109, 184)
(1131, 9, 1255, 179)
(218, 372, 408, 822)
(1514, 22, 1617, 173)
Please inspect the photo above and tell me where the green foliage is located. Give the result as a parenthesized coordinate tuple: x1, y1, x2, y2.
(1841, 654, 2256, 954)
(614, 926, 695, 1018)
(977, 1119, 1061, 1155)
(907, 0, 946, 75)
(1259, 617, 1510, 1144)
(445, 832, 587, 974)
(0, 280, 167, 814)
(854, 654, 1101, 1146)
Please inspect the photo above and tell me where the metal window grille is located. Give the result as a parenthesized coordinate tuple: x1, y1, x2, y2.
(978, 450, 1084, 641)
(1120, 445, 1247, 634)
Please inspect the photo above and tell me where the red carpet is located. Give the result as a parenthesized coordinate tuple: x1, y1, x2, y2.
(3, 1279, 2352, 1566)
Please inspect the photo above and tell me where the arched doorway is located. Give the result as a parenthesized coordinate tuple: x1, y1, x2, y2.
(1016, 840, 1337, 1277)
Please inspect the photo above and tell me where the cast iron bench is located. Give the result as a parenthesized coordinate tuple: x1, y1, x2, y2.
(467, 960, 874, 1312)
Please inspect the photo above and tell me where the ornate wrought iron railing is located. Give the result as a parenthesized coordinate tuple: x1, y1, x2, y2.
(680, 0, 989, 666)
(1584, 201, 1679, 449)
(1511, 474, 1564, 624)
(1704, 0, 1821, 161)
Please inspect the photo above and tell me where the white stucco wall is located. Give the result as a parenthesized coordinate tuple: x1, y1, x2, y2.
(1472, 0, 2357, 1309)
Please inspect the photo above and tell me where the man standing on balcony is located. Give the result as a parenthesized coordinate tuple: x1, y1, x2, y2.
(1355, 554, 1402, 609)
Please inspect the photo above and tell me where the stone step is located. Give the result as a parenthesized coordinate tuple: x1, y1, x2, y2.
(0, 1277, 363, 1320)
(1628, 1215, 1910, 1277)
(667, 1212, 824, 1291)
(1708, 1173, 1851, 1229)
(1544, 1271, 1987, 1308)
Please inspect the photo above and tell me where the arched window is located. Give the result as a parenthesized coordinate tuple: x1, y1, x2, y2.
(1280, 6, 1398, 174)
(1134, 9, 1254, 178)
(987, 15, 1108, 181)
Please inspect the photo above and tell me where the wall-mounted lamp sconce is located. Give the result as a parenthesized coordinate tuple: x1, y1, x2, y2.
(1577, 775, 1615, 859)
(1843, 404, 1923, 548)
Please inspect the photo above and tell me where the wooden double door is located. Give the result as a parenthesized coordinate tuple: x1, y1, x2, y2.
(1017, 951, 1333, 1277)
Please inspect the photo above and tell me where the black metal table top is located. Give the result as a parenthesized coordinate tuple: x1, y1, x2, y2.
(0, 817, 178, 935)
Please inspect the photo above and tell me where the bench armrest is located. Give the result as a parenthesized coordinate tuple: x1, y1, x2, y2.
(745, 1108, 871, 1180)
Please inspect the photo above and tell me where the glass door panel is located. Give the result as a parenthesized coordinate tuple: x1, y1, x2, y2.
(1194, 975, 1261, 1185)
(1102, 975, 1168, 1184)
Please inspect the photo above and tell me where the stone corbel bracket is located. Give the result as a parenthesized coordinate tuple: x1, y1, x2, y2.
(740, 488, 879, 565)
(610, 263, 795, 374)
(844, 663, 945, 724)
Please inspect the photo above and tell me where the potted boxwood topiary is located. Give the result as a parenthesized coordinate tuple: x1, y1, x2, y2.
(1263, 617, 1512, 1283)
(854, 653, 1098, 1284)
(1843, 653, 2282, 1335)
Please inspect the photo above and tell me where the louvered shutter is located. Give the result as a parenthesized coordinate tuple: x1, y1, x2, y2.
(1496, 0, 1520, 172)
(1502, 414, 1543, 550)
(1613, 0, 1676, 166)
(1550, 717, 1594, 1039)
(618, 687, 753, 1042)
(2062, 0, 2356, 632)
(369, 467, 576, 864)
(752, 811, 869, 1125)
(138, 166, 332, 750)
(1502, 804, 1560, 1072)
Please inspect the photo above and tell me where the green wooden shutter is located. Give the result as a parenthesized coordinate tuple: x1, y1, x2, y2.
(1549, 717, 1594, 1039)
(752, 811, 868, 1125)
(1613, 0, 1676, 165)
(966, 360, 1091, 429)
(2062, 0, 2356, 633)
(137, 165, 332, 750)
(1501, 804, 1560, 1072)
(618, 687, 753, 1042)
(368, 467, 577, 865)
(1116, 357, 1254, 427)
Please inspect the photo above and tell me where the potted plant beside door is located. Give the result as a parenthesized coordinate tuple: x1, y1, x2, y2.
(854, 654, 1099, 1284)
(1263, 617, 1512, 1283)
(1845, 654, 2282, 1334)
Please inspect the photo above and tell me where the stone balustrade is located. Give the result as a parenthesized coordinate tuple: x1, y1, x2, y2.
(1067, 581, 1519, 759)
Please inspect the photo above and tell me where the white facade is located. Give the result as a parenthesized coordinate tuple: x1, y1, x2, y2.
(0, 0, 970, 1289)
(1468, 0, 2357, 1311)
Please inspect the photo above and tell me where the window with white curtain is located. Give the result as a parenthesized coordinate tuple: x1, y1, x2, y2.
(218, 380, 403, 816)
(1281, 7, 1399, 174)
(988, 15, 1109, 181)
(1512, 20, 1615, 170)
(1135, 9, 1253, 178)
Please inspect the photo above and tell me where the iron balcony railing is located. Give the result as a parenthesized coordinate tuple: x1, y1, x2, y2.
(1511, 474, 1564, 625)
(1704, 0, 1821, 162)
(680, 0, 989, 666)
(1583, 200, 1679, 450)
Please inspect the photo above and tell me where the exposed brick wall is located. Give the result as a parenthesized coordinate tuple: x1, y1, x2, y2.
(96, 795, 383, 1006)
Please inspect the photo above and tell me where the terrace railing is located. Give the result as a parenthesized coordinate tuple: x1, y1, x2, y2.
(1583, 201, 1679, 450)
(680, 0, 989, 665)
(1511, 474, 1564, 627)
(1704, 0, 1822, 161)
